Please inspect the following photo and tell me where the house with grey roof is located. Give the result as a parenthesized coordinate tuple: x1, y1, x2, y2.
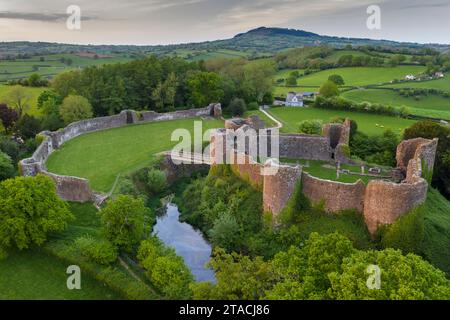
(285, 92, 304, 107)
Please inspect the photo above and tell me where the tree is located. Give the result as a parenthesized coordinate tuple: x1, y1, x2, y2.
(209, 212, 241, 251)
(98, 195, 146, 251)
(28, 73, 42, 87)
(7, 85, 31, 117)
(0, 104, 19, 134)
(0, 175, 73, 258)
(52, 70, 81, 98)
(0, 151, 14, 181)
(298, 119, 323, 135)
(15, 114, 41, 139)
(328, 249, 450, 300)
(285, 76, 297, 86)
(328, 74, 345, 86)
(319, 80, 339, 98)
(59, 95, 93, 124)
(228, 98, 246, 116)
(187, 71, 224, 107)
(138, 237, 193, 299)
(147, 168, 167, 195)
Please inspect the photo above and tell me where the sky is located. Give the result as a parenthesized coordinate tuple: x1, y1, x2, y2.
(0, 0, 449, 45)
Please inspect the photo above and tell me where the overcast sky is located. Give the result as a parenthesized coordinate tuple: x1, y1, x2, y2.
(0, 0, 449, 45)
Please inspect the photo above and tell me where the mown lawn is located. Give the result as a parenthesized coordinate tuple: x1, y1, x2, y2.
(0, 249, 119, 300)
(343, 88, 450, 120)
(46, 118, 224, 192)
(269, 106, 416, 136)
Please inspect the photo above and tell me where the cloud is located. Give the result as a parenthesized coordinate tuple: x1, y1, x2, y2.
(0, 11, 96, 22)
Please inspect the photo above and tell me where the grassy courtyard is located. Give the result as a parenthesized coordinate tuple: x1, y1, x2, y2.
(46, 118, 224, 192)
(268, 106, 416, 136)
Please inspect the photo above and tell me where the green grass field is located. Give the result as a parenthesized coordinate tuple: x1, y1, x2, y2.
(343, 88, 450, 120)
(0, 53, 133, 82)
(0, 249, 119, 300)
(383, 75, 450, 91)
(0, 84, 46, 117)
(244, 110, 278, 128)
(278, 66, 426, 87)
(268, 107, 416, 136)
(46, 118, 224, 192)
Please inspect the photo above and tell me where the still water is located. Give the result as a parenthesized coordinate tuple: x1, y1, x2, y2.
(153, 203, 216, 283)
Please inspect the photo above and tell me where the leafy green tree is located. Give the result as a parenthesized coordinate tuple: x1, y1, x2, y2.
(328, 74, 345, 85)
(59, 95, 93, 125)
(328, 248, 450, 300)
(147, 168, 167, 195)
(99, 195, 146, 251)
(319, 80, 339, 98)
(298, 119, 323, 135)
(209, 212, 241, 251)
(228, 98, 246, 116)
(285, 76, 297, 86)
(27, 73, 43, 87)
(187, 71, 224, 107)
(0, 175, 73, 258)
(138, 237, 193, 299)
(74, 235, 118, 265)
(0, 151, 14, 181)
(7, 85, 31, 117)
(52, 70, 81, 98)
(15, 114, 41, 139)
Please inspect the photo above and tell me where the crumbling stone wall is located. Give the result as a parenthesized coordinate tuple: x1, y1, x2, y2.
(364, 178, 428, 234)
(20, 103, 222, 202)
(301, 173, 366, 213)
(43, 171, 94, 202)
(230, 152, 264, 188)
(363, 138, 438, 234)
(263, 162, 302, 216)
(279, 134, 331, 161)
(159, 153, 209, 185)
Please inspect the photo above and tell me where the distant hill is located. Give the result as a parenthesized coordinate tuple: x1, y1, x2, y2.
(1, 27, 449, 59)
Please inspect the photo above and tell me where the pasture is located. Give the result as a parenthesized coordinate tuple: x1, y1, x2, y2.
(268, 106, 416, 136)
(343, 88, 450, 120)
(383, 76, 450, 91)
(275, 65, 426, 88)
(0, 53, 133, 82)
(0, 84, 46, 116)
(46, 118, 224, 192)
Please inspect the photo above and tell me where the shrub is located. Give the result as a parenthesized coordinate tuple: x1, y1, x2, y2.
(0, 151, 15, 181)
(328, 74, 345, 85)
(75, 235, 118, 265)
(319, 80, 339, 98)
(99, 195, 147, 251)
(209, 212, 241, 251)
(147, 168, 167, 195)
(228, 98, 247, 116)
(247, 102, 259, 110)
(298, 119, 323, 135)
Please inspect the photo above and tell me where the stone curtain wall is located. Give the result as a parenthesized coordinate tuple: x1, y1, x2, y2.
(301, 173, 366, 213)
(263, 163, 302, 216)
(279, 134, 332, 161)
(208, 128, 437, 234)
(20, 104, 222, 202)
(363, 138, 438, 234)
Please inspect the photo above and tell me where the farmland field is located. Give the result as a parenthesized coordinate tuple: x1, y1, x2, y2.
(277, 66, 426, 87)
(0, 53, 133, 82)
(342, 88, 450, 120)
(0, 84, 46, 116)
(383, 76, 450, 91)
(46, 118, 224, 192)
(268, 106, 416, 136)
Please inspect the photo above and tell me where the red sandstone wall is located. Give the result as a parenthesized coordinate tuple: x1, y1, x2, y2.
(230, 153, 264, 188)
(363, 178, 428, 234)
(301, 173, 366, 213)
(263, 163, 301, 216)
(43, 172, 94, 202)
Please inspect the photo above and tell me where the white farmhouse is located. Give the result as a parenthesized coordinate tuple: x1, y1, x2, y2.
(285, 92, 304, 107)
